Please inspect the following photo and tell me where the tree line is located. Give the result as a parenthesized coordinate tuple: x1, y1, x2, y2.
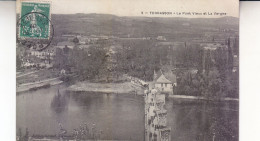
(53, 37, 238, 98)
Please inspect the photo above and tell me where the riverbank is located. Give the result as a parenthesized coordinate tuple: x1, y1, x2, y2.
(17, 69, 60, 85)
(168, 94, 239, 102)
(66, 81, 144, 95)
(17, 77, 63, 93)
(16, 69, 63, 93)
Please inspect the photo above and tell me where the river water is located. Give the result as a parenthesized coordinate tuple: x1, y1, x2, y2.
(17, 85, 238, 141)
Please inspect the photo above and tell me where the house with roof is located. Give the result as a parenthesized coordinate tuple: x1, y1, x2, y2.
(153, 69, 177, 94)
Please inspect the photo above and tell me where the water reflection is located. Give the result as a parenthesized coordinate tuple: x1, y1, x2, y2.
(17, 85, 238, 141)
(50, 89, 69, 113)
(51, 90, 68, 113)
(166, 99, 238, 141)
(17, 85, 145, 140)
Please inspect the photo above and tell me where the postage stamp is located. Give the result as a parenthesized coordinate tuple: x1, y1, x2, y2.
(19, 1, 51, 39)
(17, 1, 53, 51)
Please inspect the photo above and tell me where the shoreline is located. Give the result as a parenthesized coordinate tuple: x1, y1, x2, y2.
(17, 78, 239, 102)
(16, 77, 63, 93)
(66, 81, 145, 95)
(168, 94, 239, 102)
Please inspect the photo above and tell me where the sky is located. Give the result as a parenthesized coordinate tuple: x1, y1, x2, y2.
(17, 0, 239, 18)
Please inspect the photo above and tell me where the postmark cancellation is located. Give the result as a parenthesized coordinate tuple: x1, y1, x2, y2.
(17, 0, 53, 50)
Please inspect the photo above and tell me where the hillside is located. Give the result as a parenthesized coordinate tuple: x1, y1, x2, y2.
(50, 14, 239, 40)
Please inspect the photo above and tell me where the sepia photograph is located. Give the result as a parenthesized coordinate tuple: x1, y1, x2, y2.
(16, 0, 239, 140)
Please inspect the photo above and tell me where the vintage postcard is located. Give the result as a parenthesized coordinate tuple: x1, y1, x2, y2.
(16, 0, 239, 140)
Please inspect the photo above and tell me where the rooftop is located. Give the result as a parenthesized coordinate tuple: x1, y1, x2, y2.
(154, 69, 177, 84)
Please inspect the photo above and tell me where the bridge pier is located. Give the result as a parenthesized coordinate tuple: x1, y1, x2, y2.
(145, 88, 171, 141)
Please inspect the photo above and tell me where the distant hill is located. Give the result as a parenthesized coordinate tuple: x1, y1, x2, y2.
(18, 13, 239, 40)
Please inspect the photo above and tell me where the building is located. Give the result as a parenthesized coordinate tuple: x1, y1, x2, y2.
(56, 41, 75, 49)
(30, 49, 55, 60)
(153, 70, 177, 94)
(62, 34, 76, 37)
(21, 48, 55, 69)
(78, 44, 90, 49)
(156, 36, 166, 41)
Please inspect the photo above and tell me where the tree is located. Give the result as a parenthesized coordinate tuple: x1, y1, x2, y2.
(23, 128, 29, 141)
(53, 48, 68, 69)
(66, 46, 107, 81)
(73, 36, 79, 44)
(227, 37, 234, 72)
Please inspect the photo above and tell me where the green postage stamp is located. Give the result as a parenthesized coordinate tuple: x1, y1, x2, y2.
(19, 1, 51, 39)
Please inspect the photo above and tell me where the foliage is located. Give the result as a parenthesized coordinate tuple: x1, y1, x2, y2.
(63, 46, 107, 80)
(176, 67, 238, 99)
(114, 40, 202, 81)
(73, 37, 79, 44)
(52, 36, 238, 99)
(174, 37, 238, 99)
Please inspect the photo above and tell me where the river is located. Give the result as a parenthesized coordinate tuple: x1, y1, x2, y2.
(17, 85, 238, 141)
